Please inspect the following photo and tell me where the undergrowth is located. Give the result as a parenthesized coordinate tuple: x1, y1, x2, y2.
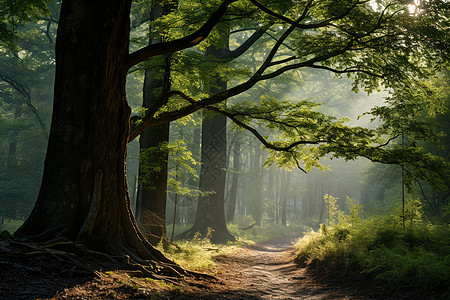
(163, 215, 309, 271)
(0, 218, 23, 239)
(158, 229, 241, 271)
(295, 195, 450, 299)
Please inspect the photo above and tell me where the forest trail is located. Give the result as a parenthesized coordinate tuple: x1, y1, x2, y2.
(192, 237, 377, 300)
(0, 237, 381, 299)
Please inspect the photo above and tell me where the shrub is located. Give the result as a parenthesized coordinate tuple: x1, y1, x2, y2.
(294, 196, 450, 298)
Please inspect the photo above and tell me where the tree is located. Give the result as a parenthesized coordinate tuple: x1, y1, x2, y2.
(0, 2, 58, 220)
(226, 135, 241, 222)
(176, 16, 266, 243)
(15, 0, 235, 269)
(135, 2, 173, 246)
(176, 31, 233, 243)
(13, 0, 448, 276)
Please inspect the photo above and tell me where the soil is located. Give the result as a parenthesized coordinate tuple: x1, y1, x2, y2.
(0, 237, 393, 300)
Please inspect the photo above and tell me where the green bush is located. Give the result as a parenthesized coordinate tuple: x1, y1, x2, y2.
(294, 197, 450, 298)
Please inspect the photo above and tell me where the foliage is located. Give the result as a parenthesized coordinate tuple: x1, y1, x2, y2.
(0, 1, 56, 220)
(139, 140, 202, 195)
(295, 196, 450, 298)
(164, 215, 310, 270)
(0, 0, 52, 47)
(0, 218, 23, 237)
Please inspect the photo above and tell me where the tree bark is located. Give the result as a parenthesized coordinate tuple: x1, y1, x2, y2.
(136, 3, 172, 246)
(226, 138, 240, 222)
(14, 0, 171, 264)
(281, 171, 290, 226)
(249, 141, 263, 226)
(177, 32, 235, 243)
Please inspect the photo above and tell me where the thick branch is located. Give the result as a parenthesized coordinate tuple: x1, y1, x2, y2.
(128, 36, 360, 140)
(124, 0, 236, 69)
(217, 26, 267, 61)
(129, 10, 389, 140)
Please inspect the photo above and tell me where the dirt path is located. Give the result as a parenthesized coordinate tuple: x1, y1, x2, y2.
(1, 237, 384, 299)
(190, 237, 379, 300)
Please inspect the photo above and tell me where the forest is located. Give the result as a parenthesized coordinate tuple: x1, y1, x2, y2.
(0, 0, 449, 299)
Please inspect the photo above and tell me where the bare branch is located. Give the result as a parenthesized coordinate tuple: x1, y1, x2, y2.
(204, 105, 330, 151)
(249, 0, 362, 29)
(0, 75, 48, 139)
(309, 64, 383, 78)
(268, 56, 297, 67)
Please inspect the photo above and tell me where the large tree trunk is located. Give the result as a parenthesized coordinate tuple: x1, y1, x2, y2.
(14, 0, 170, 264)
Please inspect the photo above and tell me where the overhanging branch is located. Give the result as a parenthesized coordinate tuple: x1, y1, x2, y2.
(124, 0, 237, 69)
(249, 0, 362, 29)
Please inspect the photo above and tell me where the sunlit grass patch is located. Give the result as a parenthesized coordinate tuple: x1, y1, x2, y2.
(162, 216, 309, 271)
(159, 231, 242, 271)
(0, 218, 24, 236)
(294, 215, 450, 298)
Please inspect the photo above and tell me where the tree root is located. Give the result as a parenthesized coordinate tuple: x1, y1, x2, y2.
(0, 237, 216, 286)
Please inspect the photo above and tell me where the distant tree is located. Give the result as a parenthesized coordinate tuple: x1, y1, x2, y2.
(135, 1, 174, 246)
(0, 1, 58, 220)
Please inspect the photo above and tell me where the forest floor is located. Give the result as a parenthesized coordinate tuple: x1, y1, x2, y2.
(0, 237, 394, 300)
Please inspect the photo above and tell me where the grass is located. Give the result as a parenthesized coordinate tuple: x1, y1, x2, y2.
(158, 233, 241, 271)
(2, 215, 307, 273)
(0, 218, 23, 238)
(163, 215, 310, 271)
(294, 216, 450, 299)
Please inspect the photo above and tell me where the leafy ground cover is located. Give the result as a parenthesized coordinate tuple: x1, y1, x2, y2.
(294, 197, 450, 299)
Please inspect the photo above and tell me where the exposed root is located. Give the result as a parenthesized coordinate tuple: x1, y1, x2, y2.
(0, 237, 216, 286)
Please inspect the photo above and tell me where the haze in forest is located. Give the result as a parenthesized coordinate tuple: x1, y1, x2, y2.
(1, 0, 449, 298)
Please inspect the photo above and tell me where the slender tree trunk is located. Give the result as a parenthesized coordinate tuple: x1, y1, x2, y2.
(281, 171, 290, 226)
(6, 107, 22, 171)
(226, 139, 240, 222)
(170, 166, 179, 242)
(276, 168, 280, 224)
(249, 141, 263, 226)
(135, 3, 173, 246)
(267, 165, 275, 222)
(186, 125, 201, 225)
(303, 171, 313, 220)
